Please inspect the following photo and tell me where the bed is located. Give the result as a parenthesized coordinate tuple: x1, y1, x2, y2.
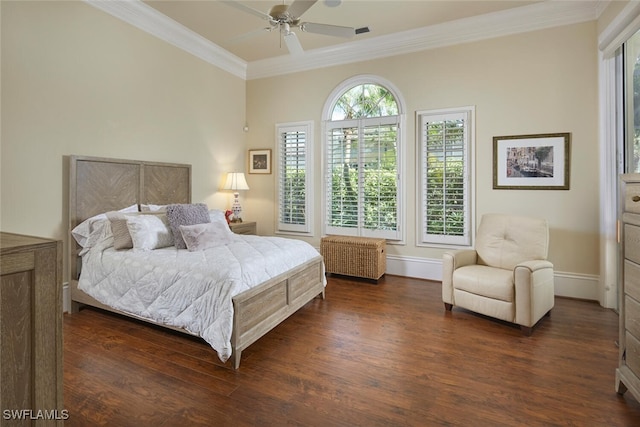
(68, 155, 326, 369)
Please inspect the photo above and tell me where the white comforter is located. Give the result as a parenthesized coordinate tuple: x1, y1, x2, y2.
(78, 233, 324, 363)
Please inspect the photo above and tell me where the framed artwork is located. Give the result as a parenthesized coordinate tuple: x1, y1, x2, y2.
(249, 149, 271, 174)
(493, 132, 571, 190)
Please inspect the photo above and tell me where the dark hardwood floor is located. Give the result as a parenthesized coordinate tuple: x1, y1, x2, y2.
(63, 275, 640, 426)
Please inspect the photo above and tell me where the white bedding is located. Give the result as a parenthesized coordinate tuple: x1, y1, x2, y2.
(77, 232, 325, 363)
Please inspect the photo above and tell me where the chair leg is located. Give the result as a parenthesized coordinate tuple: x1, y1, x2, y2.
(444, 303, 453, 311)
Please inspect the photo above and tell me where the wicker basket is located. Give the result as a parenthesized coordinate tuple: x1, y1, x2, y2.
(320, 236, 386, 280)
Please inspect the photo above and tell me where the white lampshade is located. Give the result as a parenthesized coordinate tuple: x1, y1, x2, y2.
(222, 172, 249, 191)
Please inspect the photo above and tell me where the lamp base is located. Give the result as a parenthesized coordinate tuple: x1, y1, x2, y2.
(231, 191, 243, 222)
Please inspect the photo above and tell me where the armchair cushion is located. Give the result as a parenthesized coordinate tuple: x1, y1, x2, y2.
(476, 213, 549, 270)
(453, 265, 514, 302)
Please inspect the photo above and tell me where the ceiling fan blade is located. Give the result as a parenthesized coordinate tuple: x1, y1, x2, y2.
(220, 1, 272, 21)
(301, 22, 355, 38)
(284, 31, 304, 55)
(287, 0, 318, 19)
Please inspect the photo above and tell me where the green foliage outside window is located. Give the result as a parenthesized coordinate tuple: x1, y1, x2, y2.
(423, 119, 465, 237)
(329, 166, 397, 230)
(282, 171, 306, 225)
(425, 153, 464, 236)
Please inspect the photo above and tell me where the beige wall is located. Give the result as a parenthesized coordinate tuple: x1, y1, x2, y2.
(246, 21, 599, 276)
(1, 1, 247, 280)
(0, 1, 601, 285)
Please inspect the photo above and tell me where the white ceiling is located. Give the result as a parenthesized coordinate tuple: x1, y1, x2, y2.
(143, 0, 542, 62)
(91, 0, 604, 79)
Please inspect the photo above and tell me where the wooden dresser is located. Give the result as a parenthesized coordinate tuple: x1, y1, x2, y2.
(617, 174, 640, 403)
(0, 232, 64, 425)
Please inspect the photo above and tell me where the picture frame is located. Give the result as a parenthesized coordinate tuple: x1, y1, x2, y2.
(493, 132, 571, 190)
(248, 149, 271, 174)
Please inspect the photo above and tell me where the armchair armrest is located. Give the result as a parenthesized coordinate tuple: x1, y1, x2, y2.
(514, 260, 555, 327)
(444, 249, 478, 270)
(442, 249, 478, 305)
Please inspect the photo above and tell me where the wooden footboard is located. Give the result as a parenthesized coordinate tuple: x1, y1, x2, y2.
(70, 255, 325, 369)
(231, 256, 325, 369)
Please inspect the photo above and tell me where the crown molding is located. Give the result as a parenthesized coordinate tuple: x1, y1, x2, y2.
(84, 0, 247, 79)
(247, 1, 599, 79)
(85, 0, 599, 81)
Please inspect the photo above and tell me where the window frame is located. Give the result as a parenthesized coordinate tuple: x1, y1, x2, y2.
(274, 120, 314, 236)
(321, 75, 406, 243)
(416, 106, 475, 248)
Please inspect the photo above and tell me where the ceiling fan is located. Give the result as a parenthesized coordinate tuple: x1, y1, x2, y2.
(223, 0, 369, 55)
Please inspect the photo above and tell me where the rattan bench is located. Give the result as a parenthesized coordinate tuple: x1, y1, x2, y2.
(320, 235, 386, 281)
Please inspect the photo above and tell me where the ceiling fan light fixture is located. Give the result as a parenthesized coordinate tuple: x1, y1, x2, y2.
(324, 0, 342, 7)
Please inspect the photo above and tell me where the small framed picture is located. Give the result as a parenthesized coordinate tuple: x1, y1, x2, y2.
(249, 149, 271, 174)
(493, 133, 571, 190)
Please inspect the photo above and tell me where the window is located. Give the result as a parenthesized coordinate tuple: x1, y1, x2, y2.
(275, 121, 313, 234)
(417, 107, 474, 247)
(323, 78, 403, 240)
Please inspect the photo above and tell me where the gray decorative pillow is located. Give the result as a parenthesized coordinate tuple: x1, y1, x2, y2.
(166, 203, 210, 249)
(106, 211, 166, 250)
(106, 211, 135, 250)
(179, 222, 235, 252)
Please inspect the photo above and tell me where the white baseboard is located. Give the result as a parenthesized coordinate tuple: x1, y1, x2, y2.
(386, 254, 443, 281)
(552, 271, 600, 301)
(386, 255, 601, 302)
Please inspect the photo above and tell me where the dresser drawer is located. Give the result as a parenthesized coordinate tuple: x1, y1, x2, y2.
(626, 225, 640, 265)
(626, 295, 640, 339)
(626, 331, 640, 378)
(626, 260, 640, 302)
(625, 182, 640, 214)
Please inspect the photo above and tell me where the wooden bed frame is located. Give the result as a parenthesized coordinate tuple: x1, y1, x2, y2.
(68, 155, 325, 369)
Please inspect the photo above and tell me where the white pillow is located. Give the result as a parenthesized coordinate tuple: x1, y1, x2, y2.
(125, 214, 173, 250)
(71, 204, 138, 247)
(208, 209, 235, 239)
(77, 219, 112, 256)
(179, 221, 235, 252)
(140, 204, 167, 212)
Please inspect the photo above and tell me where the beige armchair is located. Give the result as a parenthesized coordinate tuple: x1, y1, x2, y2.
(442, 213, 554, 335)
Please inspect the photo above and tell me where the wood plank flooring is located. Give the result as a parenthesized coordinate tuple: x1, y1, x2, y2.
(63, 275, 640, 426)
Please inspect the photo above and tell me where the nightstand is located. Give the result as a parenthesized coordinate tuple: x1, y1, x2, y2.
(229, 221, 257, 235)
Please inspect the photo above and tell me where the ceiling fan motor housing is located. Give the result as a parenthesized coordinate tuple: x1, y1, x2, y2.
(269, 5, 291, 22)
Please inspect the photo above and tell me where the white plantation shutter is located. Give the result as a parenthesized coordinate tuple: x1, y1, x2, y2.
(276, 122, 313, 234)
(325, 116, 400, 239)
(418, 108, 474, 246)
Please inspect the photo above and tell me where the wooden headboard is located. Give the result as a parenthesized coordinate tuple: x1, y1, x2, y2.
(68, 155, 191, 280)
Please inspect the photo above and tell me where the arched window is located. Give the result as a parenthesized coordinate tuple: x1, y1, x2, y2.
(323, 76, 404, 240)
